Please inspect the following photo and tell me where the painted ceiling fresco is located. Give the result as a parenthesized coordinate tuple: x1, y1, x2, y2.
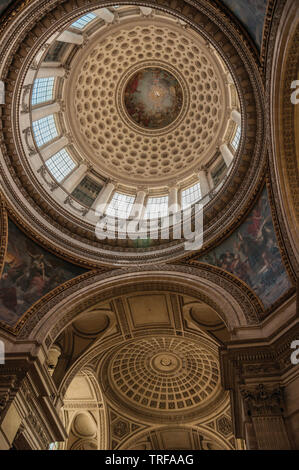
(0, 219, 86, 326)
(198, 187, 292, 308)
(220, 0, 268, 48)
(124, 67, 183, 129)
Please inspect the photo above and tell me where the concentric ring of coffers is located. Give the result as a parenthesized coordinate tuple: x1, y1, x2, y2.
(0, 1, 264, 264)
(99, 336, 224, 422)
(23, 9, 240, 225)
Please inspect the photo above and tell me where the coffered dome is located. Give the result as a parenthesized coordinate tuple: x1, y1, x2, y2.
(1, 1, 264, 266)
(65, 19, 230, 188)
(100, 336, 222, 422)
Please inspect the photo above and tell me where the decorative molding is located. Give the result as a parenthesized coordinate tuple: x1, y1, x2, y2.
(12, 264, 265, 341)
(0, 0, 266, 266)
(0, 198, 8, 278)
(265, 0, 299, 277)
(241, 384, 284, 417)
(37, 164, 59, 192)
(63, 195, 89, 217)
(22, 127, 36, 156)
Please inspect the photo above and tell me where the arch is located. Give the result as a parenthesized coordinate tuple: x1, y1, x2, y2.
(0, 0, 265, 266)
(118, 425, 232, 450)
(17, 264, 263, 344)
(268, 0, 299, 271)
(61, 368, 108, 450)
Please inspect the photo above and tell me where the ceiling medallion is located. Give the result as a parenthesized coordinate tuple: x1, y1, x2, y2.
(124, 67, 183, 130)
(117, 61, 189, 136)
(150, 352, 182, 373)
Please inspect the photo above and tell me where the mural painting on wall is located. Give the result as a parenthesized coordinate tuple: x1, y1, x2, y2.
(198, 187, 292, 308)
(0, 219, 86, 326)
(220, 0, 268, 48)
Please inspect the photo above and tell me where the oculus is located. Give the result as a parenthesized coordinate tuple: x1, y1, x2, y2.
(124, 67, 183, 129)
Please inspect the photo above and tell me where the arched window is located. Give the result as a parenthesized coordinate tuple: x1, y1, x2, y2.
(71, 13, 96, 29)
(32, 115, 58, 147)
(144, 196, 168, 219)
(49, 442, 59, 450)
(45, 148, 76, 182)
(181, 182, 202, 209)
(31, 77, 54, 106)
(231, 125, 241, 151)
(106, 192, 135, 219)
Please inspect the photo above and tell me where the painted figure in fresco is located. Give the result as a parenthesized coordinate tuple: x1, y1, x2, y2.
(0, 220, 85, 325)
(0, 272, 18, 312)
(221, 0, 267, 47)
(198, 187, 291, 308)
(127, 71, 142, 94)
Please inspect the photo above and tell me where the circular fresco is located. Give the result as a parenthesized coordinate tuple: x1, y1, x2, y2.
(124, 67, 183, 129)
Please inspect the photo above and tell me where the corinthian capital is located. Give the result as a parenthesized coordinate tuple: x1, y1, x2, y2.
(241, 384, 284, 417)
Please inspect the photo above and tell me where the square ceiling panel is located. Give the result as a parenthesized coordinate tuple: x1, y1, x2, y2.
(127, 294, 171, 327)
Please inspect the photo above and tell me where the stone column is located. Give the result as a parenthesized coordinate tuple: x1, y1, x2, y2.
(220, 143, 234, 167)
(31, 102, 60, 121)
(63, 163, 87, 193)
(56, 31, 83, 45)
(198, 168, 210, 197)
(93, 182, 115, 216)
(219, 324, 299, 450)
(231, 109, 241, 127)
(0, 356, 66, 450)
(131, 190, 146, 220)
(241, 384, 291, 450)
(93, 8, 114, 23)
(168, 186, 179, 213)
(37, 67, 65, 78)
(42, 136, 68, 161)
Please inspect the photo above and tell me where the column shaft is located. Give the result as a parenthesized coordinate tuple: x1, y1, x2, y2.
(131, 191, 146, 220)
(93, 182, 115, 215)
(32, 102, 60, 121)
(198, 170, 210, 197)
(231, 109, 241, 127)
(0, 81, 5, 105)
(220, 143, 234, 167)
(42, 137, 68, 161)
(63, 163, 87, 193)
(94, 8, 114, 23)
(168, 187, 179, 212)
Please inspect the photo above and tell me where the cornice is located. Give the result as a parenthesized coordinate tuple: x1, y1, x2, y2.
(265, 0, 299, 276)
(12, 264, 265, 343)
(0, 0, 266, 265)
